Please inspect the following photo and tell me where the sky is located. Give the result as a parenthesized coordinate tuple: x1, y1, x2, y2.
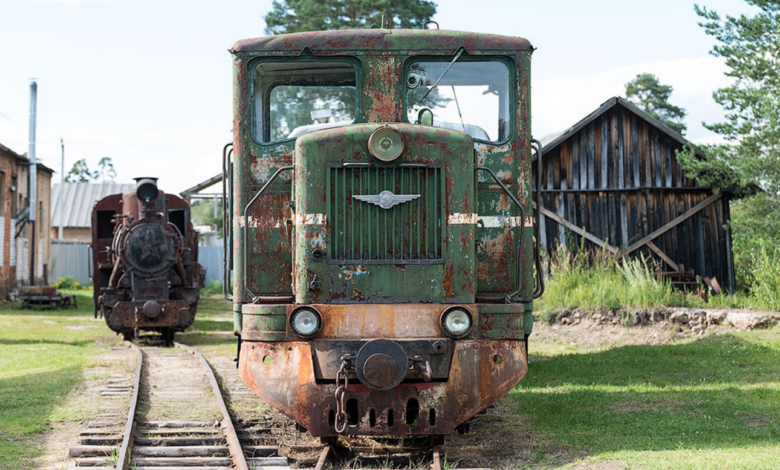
(0, 0, 758, 194)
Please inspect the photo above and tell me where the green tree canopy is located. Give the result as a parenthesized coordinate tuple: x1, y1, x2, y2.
(65, 159, 96, 183)
(678, 1, 780, 288)
(264, 0, 437, 34)
(680, 1, 780, 196)
(65, 157, 117, 183)
(96, 157, 116, 182)
(625, 73, 687, 135)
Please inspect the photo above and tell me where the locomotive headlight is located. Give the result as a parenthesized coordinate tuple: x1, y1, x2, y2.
(441, 307, 473, 337)
(368, 126, 404, 162)
(290, 307, 322, 337)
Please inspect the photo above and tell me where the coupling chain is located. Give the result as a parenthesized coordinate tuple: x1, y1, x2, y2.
(333, 354, 354, 433)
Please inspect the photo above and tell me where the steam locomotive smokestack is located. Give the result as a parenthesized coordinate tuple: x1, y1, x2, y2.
(134, 177, 159, 203)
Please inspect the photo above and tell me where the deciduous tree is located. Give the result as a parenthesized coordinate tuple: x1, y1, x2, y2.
(65, 159, 96, 183)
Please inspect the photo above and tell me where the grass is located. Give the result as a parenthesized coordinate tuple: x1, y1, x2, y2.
(535, 243, 772, 317)
(0, 289, 121, 469)
(512, 328, 780, 469)
(178, 295, 235, 356)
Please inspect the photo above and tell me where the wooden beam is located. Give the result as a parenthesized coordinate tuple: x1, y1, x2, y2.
(621, 193, 722, 257)
(539, 206, 618, 253)
(646, 241, 679, 272)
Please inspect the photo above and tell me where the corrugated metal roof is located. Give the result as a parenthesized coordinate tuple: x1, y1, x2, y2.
(51, 182, 135, 228)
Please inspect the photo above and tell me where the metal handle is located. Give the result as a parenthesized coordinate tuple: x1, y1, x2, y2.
(222, 143, 234, 301)
(243, 165, 294, 300)
(531, 139, 545, 299)
(476, 166, 529, 303)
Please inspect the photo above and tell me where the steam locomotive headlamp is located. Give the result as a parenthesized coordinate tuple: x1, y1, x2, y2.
(368, 126, 404, 162)
(441, 307, 473, 337)
(290, 307, 322, 338)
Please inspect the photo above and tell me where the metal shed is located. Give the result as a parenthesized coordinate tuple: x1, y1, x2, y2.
(535, 97, 736, 292)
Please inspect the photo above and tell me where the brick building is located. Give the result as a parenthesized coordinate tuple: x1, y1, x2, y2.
(0, 142, 54, 298)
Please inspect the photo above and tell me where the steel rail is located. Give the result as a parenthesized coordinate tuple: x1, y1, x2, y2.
(116, 341, 142, 470)
(175, 342, 249, 470)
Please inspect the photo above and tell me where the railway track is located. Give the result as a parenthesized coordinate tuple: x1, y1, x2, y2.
(67, 340, 486, 470)
(67, 341, 289, 470)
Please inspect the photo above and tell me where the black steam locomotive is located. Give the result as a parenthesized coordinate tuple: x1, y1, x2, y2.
(91, 178, 204, 343)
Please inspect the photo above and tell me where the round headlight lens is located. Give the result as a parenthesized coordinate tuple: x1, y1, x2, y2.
(442, 308, 472, 337)
(291, 308, 321, 337)
(368, 126, 404, 162)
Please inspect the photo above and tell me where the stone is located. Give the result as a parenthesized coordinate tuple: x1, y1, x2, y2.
(727, 311, 777, 330)
(707, 311, 726, 325)
(669, 312, 689, 324)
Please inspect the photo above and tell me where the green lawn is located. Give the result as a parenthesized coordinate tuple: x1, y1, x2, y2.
(512, 329, 780, 469)
(0, 289, 121, 469)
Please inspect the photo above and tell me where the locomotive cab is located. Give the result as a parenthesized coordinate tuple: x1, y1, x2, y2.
(230, 29, 540, 438)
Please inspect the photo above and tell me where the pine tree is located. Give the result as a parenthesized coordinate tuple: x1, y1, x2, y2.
(678, 1, 780, 288)
(625, 73, 687, 136)
(264, 0, 437, 35)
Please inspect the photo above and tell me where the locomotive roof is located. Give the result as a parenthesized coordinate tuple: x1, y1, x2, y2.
(231, 29, 533, 54)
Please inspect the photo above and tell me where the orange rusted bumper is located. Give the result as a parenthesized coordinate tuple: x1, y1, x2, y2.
(238, 339, 526, 437)
(103, 299, 195, 333)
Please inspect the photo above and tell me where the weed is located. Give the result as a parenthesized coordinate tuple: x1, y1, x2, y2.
(200, 280, 223, 296)
(52, 276, 91, 290)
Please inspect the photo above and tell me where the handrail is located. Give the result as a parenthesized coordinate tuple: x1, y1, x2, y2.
(243, 166, 294, 300)
(222, 143, 233, 301)
(476, 166, 529, 303)
(531, 139, 545, 299)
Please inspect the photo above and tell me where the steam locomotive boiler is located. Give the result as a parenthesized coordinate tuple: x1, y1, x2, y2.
(227, 28, 543, 440)
(92, 178, 203, 343)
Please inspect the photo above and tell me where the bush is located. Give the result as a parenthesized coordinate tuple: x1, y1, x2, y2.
(746, 244, 780, 311)
(200, 280, 222, 296)
(53, 276, 90, 290)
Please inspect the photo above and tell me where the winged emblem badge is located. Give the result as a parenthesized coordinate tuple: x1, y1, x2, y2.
(353, 190, 420, 210)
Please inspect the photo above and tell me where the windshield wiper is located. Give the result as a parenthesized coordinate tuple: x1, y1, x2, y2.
(419, 48, 464, 103)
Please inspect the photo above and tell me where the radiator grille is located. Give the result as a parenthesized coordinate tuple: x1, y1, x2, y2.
(328, 165, 443, 263)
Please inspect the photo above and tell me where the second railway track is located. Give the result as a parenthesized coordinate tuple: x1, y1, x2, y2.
(68, 341, 289, 470)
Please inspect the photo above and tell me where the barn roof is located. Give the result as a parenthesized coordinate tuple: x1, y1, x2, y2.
(51, 182, 134, 229)
(538, 97, 706, 159)
(232, 29, 533, 54)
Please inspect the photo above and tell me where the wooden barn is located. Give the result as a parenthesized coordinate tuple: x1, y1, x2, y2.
(535, 97, 736, 293)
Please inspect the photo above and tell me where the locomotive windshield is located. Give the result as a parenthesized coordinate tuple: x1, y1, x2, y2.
(253, 61, 357, 143)
(405, 60, 511, 142)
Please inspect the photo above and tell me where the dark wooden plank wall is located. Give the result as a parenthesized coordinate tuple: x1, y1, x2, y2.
(537, 103, 735, 291)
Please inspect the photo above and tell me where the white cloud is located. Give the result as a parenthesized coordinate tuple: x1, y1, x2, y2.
(533, 56, 733, 143)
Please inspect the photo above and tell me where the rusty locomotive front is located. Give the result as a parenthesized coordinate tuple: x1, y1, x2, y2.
(92, 178, 204, 343)
(227, 28, 542, 439)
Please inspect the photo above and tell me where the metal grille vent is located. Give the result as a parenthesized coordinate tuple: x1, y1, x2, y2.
(328, 164, 443, 263)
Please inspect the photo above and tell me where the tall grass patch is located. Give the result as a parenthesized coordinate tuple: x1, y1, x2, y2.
(538, 241, 676, 314)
